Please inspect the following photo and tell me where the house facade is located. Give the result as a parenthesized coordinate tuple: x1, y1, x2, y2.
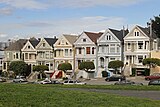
(21, 38, 39, 72)
(35, 37, 57, 71)
(124, 25, 157, 76)
(74, 31, 102, 78)
(97, 28, 128, 77)
(54, 35, 78, 77)
(2, 39, 27, 72)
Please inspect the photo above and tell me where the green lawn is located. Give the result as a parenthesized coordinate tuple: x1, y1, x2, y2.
(0, 84, 159, 107)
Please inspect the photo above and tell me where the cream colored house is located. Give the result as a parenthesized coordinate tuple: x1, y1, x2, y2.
(36, 37, 57, 71)
(21, 38, 39, 71)
(54, 34, 78, 77)
(124, 25, 157, 76)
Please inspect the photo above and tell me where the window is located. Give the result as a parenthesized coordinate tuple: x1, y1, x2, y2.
(83, 38, 86, 42)
(86, 47, 90, 54)
(28, 46, 30, 49)
(138, 56, 143, 63)
(110, 44, 115, 53)
(58, 50, 61, 56)
(50, 52, 53, 58)
(110, 58, 115, 61)
(138, 41, 143, 49)
(92, 47, 94, 54)
(46, 51, 49, 59)
(100, 57, 104, 68)
(29, 54, 32, 59)
(102, 46, 105, 53)
(65, 49, 68, 56)
(117, 44, 120, 53)
(79, 48, 82, 54)
(25, 53, 28, 59)
(106, 33, 111, 40)
(16, 53, 18, 59)
(70, 49, 72, 56)
(135, 32, 140, 36)
(7, 52, 9, 58)
(128, 43, 131, 49)
(50, 63, 53, 70)
(42, 43, 45, 47)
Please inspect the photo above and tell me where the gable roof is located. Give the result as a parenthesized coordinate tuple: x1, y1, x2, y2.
(5, 39, 27, 51)
(44, 37, 58, 47)
(64, 35, 78, 45)
(84, 32, 103, 44)
(137, 25, 157, 39)
(29, 38, 39, 48)
(109, 28, 129, 41)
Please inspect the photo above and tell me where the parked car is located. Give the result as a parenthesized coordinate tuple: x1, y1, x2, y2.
(105, 74, 126, 81)
(13, 76, 27, 83)
(114, 80, 143, 85)
(39, 80, 52, 84)
(145, 73, 160, 80)
(148, 79, 160, 85)
(0, 77, 7, 82)
(63, 80, 86, 85)
(50, 80, 63, 84)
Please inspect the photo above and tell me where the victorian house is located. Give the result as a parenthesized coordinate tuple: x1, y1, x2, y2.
(2, 39, 27, 72)
(123, 25, 157, 76)
(35, 37, 57, 71)
(54, 35, 78, 78)
(97, 28, 129, 77)
(21, 38, 39, 72)
(74, 31, 103, 78)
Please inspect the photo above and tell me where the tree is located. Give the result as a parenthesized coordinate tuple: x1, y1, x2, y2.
(33, 65, 49, 79)
(9, 61, 28, 76)
(142, 58, 160, 68)
(78, 61, 95, 78)
(108, 60, 124, 74)
(151, 15, 160, 38)
(58, 63, 72, 77)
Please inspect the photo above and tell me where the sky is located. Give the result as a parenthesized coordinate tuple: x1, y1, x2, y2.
(0, 0, 160, 41)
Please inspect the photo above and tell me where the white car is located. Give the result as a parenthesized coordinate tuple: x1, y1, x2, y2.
(13, 76, 27, 83)
(38, 80, 51, 84)
(63, 80, 86, 85)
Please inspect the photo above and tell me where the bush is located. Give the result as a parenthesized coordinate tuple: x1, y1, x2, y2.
(62, 77, 68, 80)
(102, 71, 108, 77)
(131, 68, 136, 76)
(144, 68, 150, 76)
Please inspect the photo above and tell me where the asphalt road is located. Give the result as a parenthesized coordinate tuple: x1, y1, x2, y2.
(65, 88, 160, 100)
(85, 76, 149, 85)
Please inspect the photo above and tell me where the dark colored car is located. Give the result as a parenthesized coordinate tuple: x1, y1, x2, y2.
(145, 73, 160, 80)
(114, 80, 143, 85)
(148, 79, 160, 85)
(105, 74, 126, 81)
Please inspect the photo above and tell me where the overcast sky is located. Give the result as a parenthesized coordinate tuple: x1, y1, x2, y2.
(0, 0, 159, 41)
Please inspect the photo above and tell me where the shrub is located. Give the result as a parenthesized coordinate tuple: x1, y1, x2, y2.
(144, 68, 150, 76)
(131, 68, 136, 76)
(102, 71, 108, 77)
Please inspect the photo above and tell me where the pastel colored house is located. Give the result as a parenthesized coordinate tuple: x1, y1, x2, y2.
(21, 38, 39, 72)
(123, 25, 157, 76)
(97, 28, 128, 77)
(35, 37, 57, 71)
(54, 34, 78, 78)
(2, 39, 27, 72)
(74, 31, 103, 78)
